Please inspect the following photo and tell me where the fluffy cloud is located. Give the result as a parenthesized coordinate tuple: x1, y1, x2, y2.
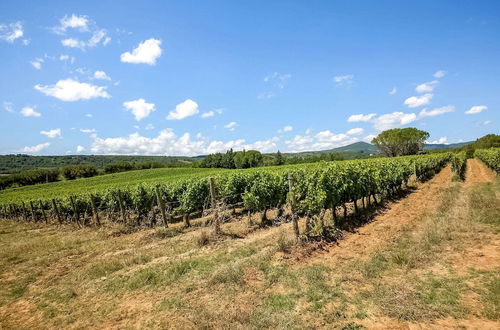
(428, 137, 448, 144)
(20, 142, 50, 153)
(93, 70, 111, 80)
(80, 128, 96, 133)
(145, 124, 155, 130)
(123, 98, 156, 121)
(285, 129, 360, 152)
(201, 108, 223, 118)
(0, 21, 24, 43)
(483, 120, 491, 125)
(167, 99, 199, 120)
(84, 113, 93, 118)
(35, 79, 110, 101)
(347, 113, 376, 122)
(120, 39, 162, 65)
(404, 93, 433, 108)
(333, 74, 354, 86)
(419, 105, 455, 118)
(54, 14, 110, 49)
(224, 121, 238, 131)
(346, 128, 364, 135)
(53, 14, 89, 34)
(20, 106, 41, 117)
(76, 145, 86, 153)
(30, 58, 43, 70)
(389, 87, 397, 95)
(433, 70, 446, 79)
(373, 112, 417, 130)
(415, 80, 439, 93)
(90, 129, 279, 155)
(465, 105, 487, 115)
(40, 128, 61, 138)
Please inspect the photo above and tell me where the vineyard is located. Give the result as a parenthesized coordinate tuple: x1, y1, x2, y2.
(475, 147, 500, 173)
(0, 153, 460, 237)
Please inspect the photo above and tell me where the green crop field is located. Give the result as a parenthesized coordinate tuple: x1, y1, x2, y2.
(0, 167, 228, 204)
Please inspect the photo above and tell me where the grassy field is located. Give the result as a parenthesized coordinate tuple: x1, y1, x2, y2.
(0, 160, 498, 328)
(0, 167, 228, 203)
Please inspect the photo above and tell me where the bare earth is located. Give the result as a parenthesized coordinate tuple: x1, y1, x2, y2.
(0, 160, 498, 329)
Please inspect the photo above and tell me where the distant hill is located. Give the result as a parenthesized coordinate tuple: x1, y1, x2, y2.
(424, 141, 472, 150)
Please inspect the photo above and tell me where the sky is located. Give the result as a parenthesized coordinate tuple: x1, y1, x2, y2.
(0, 0, 498, 156)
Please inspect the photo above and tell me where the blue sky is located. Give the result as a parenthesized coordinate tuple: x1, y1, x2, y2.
(0, 0, 498, 156)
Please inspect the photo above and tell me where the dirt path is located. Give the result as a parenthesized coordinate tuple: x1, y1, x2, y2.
(465, 158, 497, 186)
(305, 165, 454, 267)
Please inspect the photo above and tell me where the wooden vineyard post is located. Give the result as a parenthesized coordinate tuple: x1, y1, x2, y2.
(90, 194, 100, 226)
(69, 196, 81, 227)
(39, 201, 48, 224)
(413, 161, 417, 182)
(117, 190, 127, 223)
(288, 174, 300, 240)
(52, 199, 63, 225)
(154, 186, 168, 227)
(209, 177, 221, 235)
(29, 201, 37, 222)
(21, 202, 28, 222)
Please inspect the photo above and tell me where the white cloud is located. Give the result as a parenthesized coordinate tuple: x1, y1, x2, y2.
(123, 98, 156, 121)
(76, 145, 86, 153)
(428, 137, 448, 144)
(465, 105, 487, 115)
(54, 14, 110, 50)
(333, 74, 354, 86)
(145, 124, 155, 130)
(54, 14, 89, 34)
(20, 142, 50, 153)
(364, 134, 377, 143)
(201, 108, 223, 118)
(415, 80, 439, 93)
(419, 105, 455, 118)
(373, 112, 417, 130)
(35, 79, 110, 101)
(404, 93, 433, 108)
(278, 125, 293, 133)
(0, 21, 24, 43)
(389, 87, 397, 95)
(433, 70, 446, 79)
(167, 99, 199, 120)
(84, 113, 93, 118)
(93, 70, 111, 80)
(40, 128, 61, 138)
(3, 101, 14, 113)
(30, 58, 43, 70)
(285, 129, 359, 152)
(120, 39, 162, 65)
(224, 121, 238, 131)
(20, 106, 41, 117)
(347, 113, 376, 122)
(80, 128, 96, 133)
(347, 128, 364, 135)
(90, 129, 279, 155)
(483, 120, 491, 125)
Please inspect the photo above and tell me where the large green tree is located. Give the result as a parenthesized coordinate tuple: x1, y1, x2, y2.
(372, 128, 429, 157)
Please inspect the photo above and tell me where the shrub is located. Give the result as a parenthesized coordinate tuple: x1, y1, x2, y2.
(62, 164, 98, 180)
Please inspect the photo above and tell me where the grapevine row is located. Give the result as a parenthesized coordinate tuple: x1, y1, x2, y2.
(0, 154, 451, 229)
(474, 148, 500, 173)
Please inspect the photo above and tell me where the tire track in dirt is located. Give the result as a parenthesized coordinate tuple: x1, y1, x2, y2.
(464, 158, 496, 186)
(305, 165, 454, 268)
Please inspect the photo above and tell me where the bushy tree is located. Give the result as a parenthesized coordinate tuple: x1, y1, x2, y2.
(372, 128, 429, 157)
